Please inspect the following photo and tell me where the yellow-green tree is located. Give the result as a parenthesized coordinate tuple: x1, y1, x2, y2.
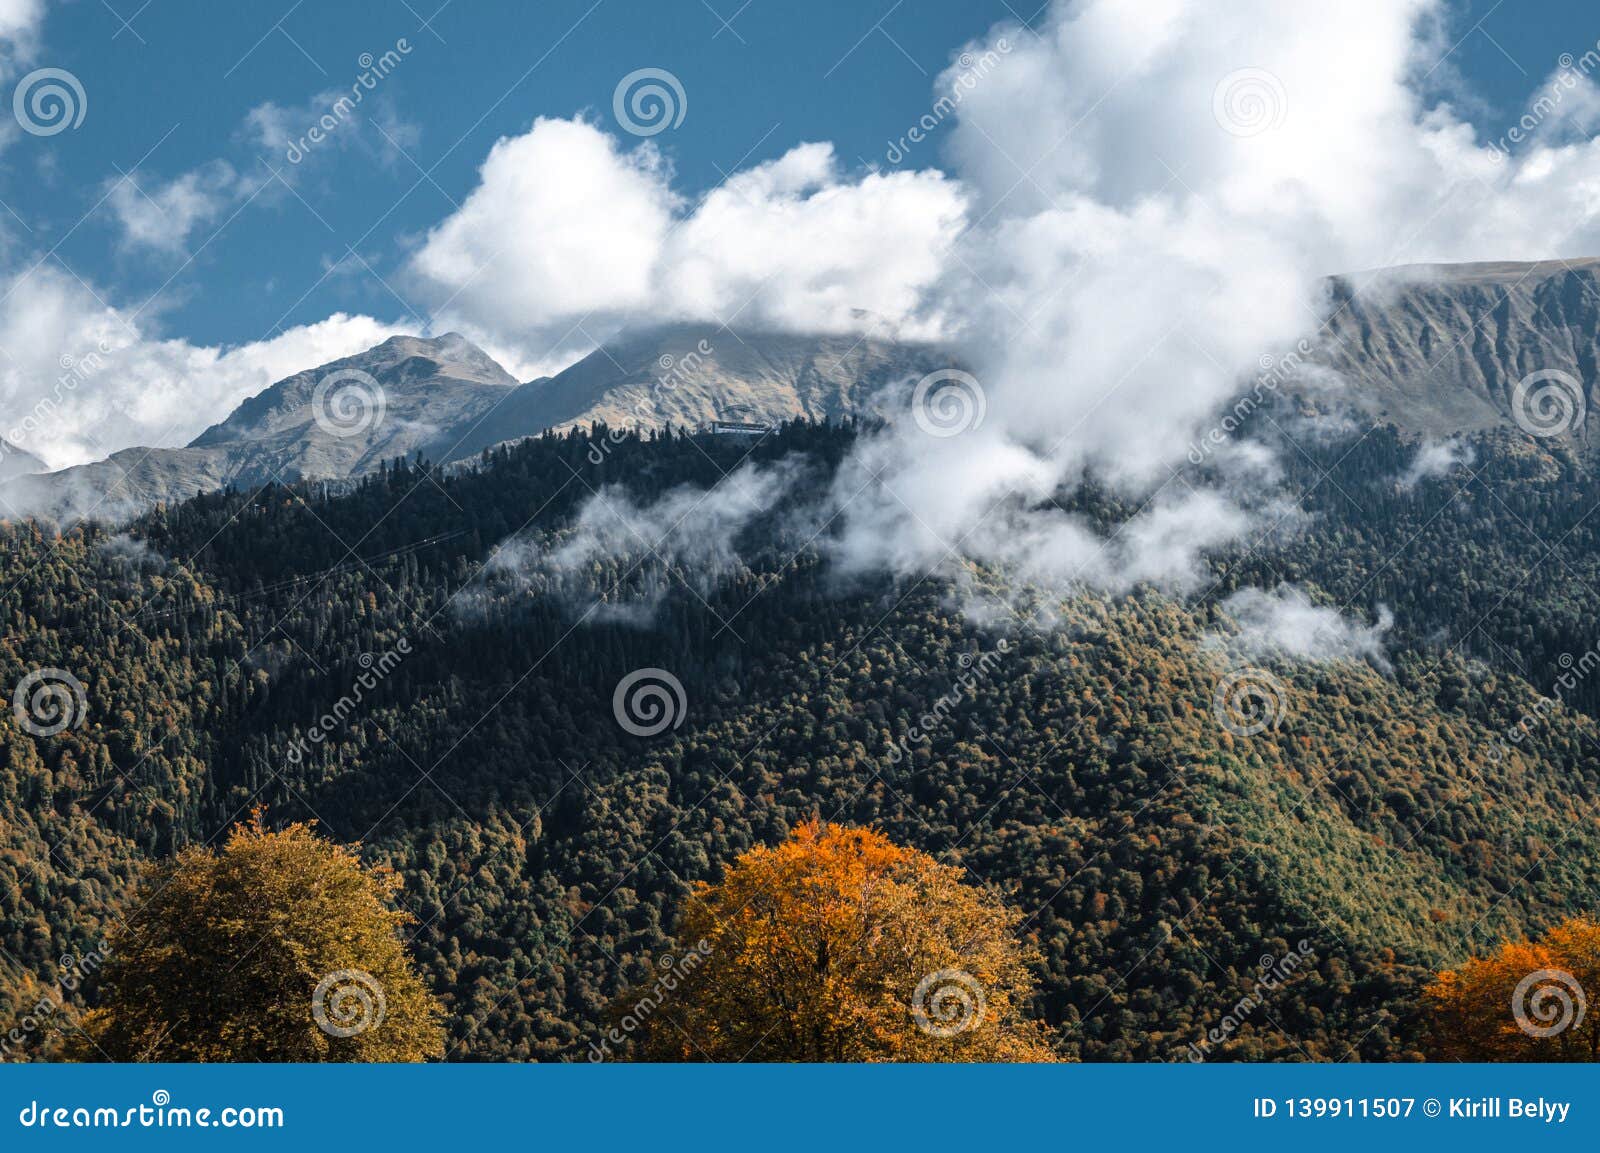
(625, 821, 1060, 1062)
(1424, 915, 1600, 1060)
(70, 816, 444, 1062)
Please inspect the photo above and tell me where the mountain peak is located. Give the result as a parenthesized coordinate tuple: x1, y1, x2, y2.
(0, 437, 47, 482)
(189, 332, 515, 452)
(350, 331, 515, 387)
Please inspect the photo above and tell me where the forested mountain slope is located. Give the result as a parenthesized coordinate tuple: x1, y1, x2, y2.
(4, 420, 1600, 1060)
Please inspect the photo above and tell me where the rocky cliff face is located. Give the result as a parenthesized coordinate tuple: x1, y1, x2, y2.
(1314, 258, 1600, 442)
(439, 324, 952, 460)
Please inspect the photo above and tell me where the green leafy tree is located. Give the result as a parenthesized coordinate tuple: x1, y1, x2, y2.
(70, 815, 443, 1061)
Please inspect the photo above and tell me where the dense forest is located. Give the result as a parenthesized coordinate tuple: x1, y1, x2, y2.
(4, 415, 1600, 1061)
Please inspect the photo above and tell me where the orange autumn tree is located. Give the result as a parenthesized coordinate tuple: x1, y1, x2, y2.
(1423, 915, 1600, 1061)
(624, 821, 1060, 1062)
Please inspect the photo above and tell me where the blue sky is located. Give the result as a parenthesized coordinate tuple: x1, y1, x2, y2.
(6, 0, 1600, 474)
(13, 0, 1027, 348)
(6, 0, 1590, 351)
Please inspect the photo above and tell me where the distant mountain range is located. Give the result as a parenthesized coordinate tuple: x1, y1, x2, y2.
(7, 257, 1600, 523)
(1, 325, 947, 522)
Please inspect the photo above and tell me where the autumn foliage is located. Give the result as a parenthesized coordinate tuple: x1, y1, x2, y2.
(1423, 915, 1599, 1061)
(70, 816, 444, 1062)
(626, 821, 1060, 1062)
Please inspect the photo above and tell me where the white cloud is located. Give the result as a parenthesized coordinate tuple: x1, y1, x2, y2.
(0, 0, 42, 64)
(461, 458, 803, 622)
(101, 85, 428, 255)
(0, 263, 401, 468)
(0, 0, 45, 152)
(1398, 435, 1473, 489)
(818, 0, 1600, 592)
(245, 90, 421, 170)
(409, 117, 967, 360)
(1211, 584, 1393, 669)
(410, 117, 675, 355)
(16, 0, 1600, 610)
(657, 142, 966, 338)
(106, 162, 245, 254)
